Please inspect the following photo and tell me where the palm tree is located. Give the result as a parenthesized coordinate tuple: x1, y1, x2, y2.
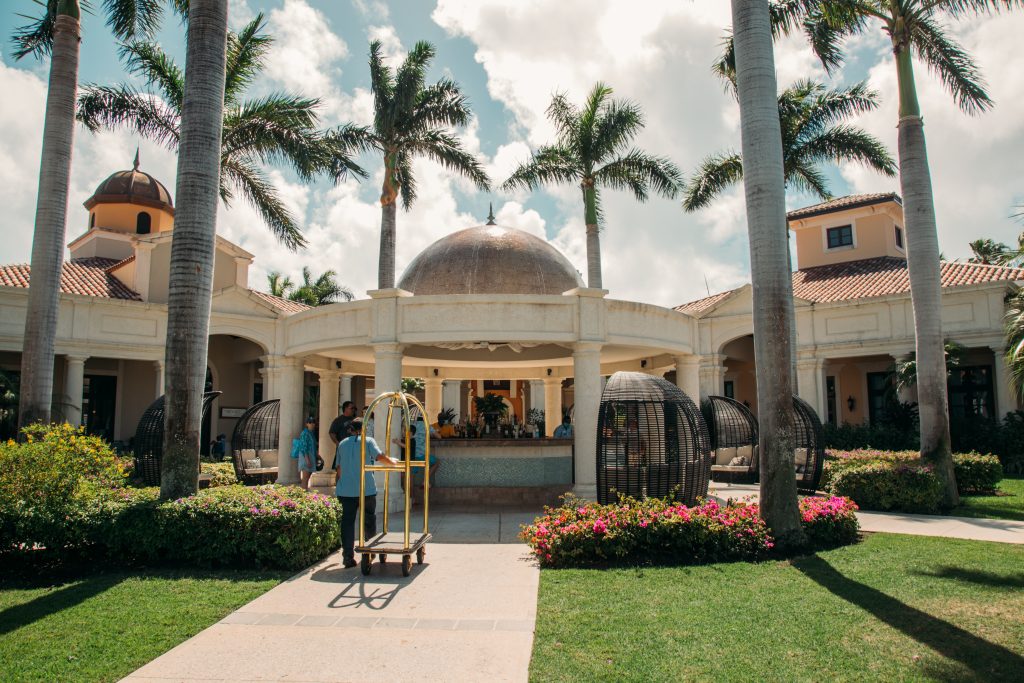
(683, 80, 895, 210)
(362, 40, 490, 289)
(159, 0, 230, 500)
(502, 83, 682, 288)
(892, 340, 967, 392)
(1005, 290, 1024, 401)
(77, 13, 369, 250)
(968, 235, 1023, 267)
(12, 0, 164, 428)
(772, 1, 1024, 508)
(287, 267, 353, 306)
(266, 271, 294, 298)
(730, 0, 805, 548)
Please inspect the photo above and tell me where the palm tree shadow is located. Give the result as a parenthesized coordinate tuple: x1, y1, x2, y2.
(915, 566, 1024, 590)
(792, 555, 1024, 681)
(0, 574, 123, 636)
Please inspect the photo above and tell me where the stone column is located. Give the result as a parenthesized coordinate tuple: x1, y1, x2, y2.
(572, 343, 602, 500)
(374, 344, 404, 512)
(339, 373, 353, 406)
(153, 360, 164, 399)
(796, 358, 826, 417)
(424, 377, 443, 423)
(313, 370, 341, 487)
(64, 355, 88, 427)
(992, 345, 1018, 418)
(442, 380, 462, 421)
(699, 354, 726, 398)
(529, 379, 544, 416)
(543, 377, 563, 437)
(268, 357, 304, 486)
(674, 355, 701, 402)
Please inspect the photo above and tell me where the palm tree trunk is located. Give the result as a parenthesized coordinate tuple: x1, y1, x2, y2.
(378, 155, 398, 289)
(731, 0, 805, 548)
(894, 46, 958, 507)
(161, 0, 228, 500)
(18, 10, 81, 429)
(583, 184, 602, 288)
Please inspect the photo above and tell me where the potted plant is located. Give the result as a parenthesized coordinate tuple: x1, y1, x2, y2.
(527, 408, 545, 438)
(436, 407, 457, 438)
(474, 393, 508, 434)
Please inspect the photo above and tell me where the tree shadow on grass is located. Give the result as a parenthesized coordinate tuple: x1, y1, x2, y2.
(793, 555, 1024, 682)
(0, 574, 124, 636)
(914, 566, 1024, 590)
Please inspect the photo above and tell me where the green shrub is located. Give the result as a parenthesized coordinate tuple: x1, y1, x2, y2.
(200, 461, 238, 488)
(953, 453, 1003, 494)
(822, 423, 919, 452)
(828, 462, 943, 513)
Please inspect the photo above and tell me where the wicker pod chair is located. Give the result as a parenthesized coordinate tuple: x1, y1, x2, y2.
(792, 396, 826, 493)
(230, 399, 281, 485)
(702, 396, 760, 483)
(596, 372, 712, 505)
(133, 391, 222, 486)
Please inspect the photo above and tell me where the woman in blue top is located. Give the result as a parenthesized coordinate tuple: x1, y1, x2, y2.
(296, 416, 318, 490)
(335, 418, 396, 568)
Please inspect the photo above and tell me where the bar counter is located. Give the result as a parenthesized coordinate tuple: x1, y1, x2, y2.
(429, 437, 573, 487)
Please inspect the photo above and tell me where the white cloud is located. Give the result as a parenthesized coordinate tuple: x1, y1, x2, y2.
(353, 0, 389, 21)
(367, 25, 406, 66)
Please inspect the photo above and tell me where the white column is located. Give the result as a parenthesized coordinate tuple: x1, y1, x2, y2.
(796, 358, 826, 417)
(529, 380, 544, 415)
(339, 373, 353, 406)
(674, 355, 701, 402)
(313, 370, 341, 487)
(64, 355, 88, 427)
(572, 343, 602, 500)
(424, 377, 443, 424)
(992, 345, 1018, 418)
(153, 360, 164, 399)
(699, 354, 726, 398)
(543, 377, 563, 437)
(442, 380, 462, 421)
(270, 357, 304, 486)
(374, 344, 404, 512)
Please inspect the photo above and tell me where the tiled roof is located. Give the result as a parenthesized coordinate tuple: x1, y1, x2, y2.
(250, 290, 310, 314)
(0, 257, 142, 300)
(105, 254, 135, 272)
(676, 256, 1024, 314)
(787, 193, 900, 220)
(674, 289, 736, 314)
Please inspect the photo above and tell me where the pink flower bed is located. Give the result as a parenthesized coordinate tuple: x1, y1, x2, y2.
(521, 496, 859, 568)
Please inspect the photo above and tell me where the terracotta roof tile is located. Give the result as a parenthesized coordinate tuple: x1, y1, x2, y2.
(0, 257, 141, 300)
(787, 193, 900, 220)
(676, 256, 1024, 313)
(250, 290, 311, 314)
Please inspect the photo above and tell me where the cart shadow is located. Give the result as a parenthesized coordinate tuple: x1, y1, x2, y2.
(310, 562, 428, 611)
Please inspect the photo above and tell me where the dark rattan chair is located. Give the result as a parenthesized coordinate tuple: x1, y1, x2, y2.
(792, 396, 826, 493)
(230, 399, 281, 484)
(133, 391, 221, 486)
(596, 372, 711, 505)
(703, 396, 759, 483)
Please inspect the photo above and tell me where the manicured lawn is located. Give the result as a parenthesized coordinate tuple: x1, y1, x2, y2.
(530, 534, 1024, 682)
(0, 568, 286, 683)
(954, 477, 1024, 521)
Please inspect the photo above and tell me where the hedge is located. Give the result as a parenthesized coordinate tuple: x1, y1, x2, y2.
(520, 495, 860, 569)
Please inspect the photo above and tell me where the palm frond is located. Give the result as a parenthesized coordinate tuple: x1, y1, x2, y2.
(591, 98, 644, 159)
(801, 79, 880, 130)
(266, 271, 293, 298)
(394, 41, 436, 117)
(322, 124, 374, 182)
(11, 0, 58, 60)
(221, 158, 307, 251)
(940, 1, 1024, 20)
(76, 84, 181, 149)
(682, 152, 743, 212)
(404, 129, 491, 191)
(595, 150, 682, 201)
(118, 40, 185, 109)
(1005, 289, 1024, 400)
(408, 79, 472, 131)
(801, 8, 849, 75)
(546, 92, 580, 143)
(912, 13, 992, 114)
(225, 12, 272, 105)
(577, 83, 612, 160)
(103, 0, 164, 42)
(394, 150, 417, 210)
(500, 146, 580, 192)
(369, 40, 396, 135)
(787, 161, 832, 200)
(222, 93, 325, 180)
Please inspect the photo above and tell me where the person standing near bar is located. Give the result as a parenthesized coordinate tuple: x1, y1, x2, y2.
(334, 418, 396, 568)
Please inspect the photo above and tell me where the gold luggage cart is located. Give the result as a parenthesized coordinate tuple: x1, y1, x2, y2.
(356, 391, 432, 577)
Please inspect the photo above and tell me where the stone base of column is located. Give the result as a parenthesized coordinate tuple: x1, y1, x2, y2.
(310, 470, 335, 489)
(572, 483, 598, 503)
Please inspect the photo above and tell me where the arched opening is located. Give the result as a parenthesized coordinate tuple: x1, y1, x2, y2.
(136, 211, 152, 234)
(89, 212, 96, 228)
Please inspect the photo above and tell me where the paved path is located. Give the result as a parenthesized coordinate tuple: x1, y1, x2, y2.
(123, 509, 540, 683)
(710, 482, 1024, 544)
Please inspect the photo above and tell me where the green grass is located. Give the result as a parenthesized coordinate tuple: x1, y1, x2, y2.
(530, 534, 1024, 682)
(0, 567, 286, 682)
(954, 477, 1024, 521)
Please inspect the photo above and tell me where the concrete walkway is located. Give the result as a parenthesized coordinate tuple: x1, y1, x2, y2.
(710, 481, 1024, 544)
(123, 508, 540, 683)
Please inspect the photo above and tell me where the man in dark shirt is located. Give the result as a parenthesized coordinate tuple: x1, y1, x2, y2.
(329, 401, 357, 466)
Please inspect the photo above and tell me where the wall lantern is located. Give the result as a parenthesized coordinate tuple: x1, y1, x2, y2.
(640, 359, 648, 369)
(547, 368, 553, 376)
(433, 368, 439, 376)
(847, 395, 856, 412)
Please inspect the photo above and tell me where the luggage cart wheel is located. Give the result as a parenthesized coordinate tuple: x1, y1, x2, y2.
(360, 554, 372, 576)
(416, 547, 425, 564)
(401, 554, 412, 577)
(379, 554, 387, 564)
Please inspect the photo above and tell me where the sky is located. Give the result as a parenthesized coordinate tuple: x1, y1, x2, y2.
(1, 0, 1022, 308)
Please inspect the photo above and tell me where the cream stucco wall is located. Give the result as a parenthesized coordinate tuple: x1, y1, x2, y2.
(90, 203, 174, 235)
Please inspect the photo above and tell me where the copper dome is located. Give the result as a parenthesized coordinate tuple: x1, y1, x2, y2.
(84, 154, 174, 213)
(398, 224, 583, 296)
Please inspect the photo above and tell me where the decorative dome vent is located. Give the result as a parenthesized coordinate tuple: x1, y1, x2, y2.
(84, 151, 174, 213)
(397, 224, 583, 296)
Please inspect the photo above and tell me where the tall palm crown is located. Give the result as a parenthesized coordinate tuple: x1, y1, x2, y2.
(268, 267, 352, 306)
(684, 79, 895, 211)
(502, 83, 682, 289)
(77, 13, 369, 250)
(362, 40, 490, 289)
(968, 235, 1024, 266)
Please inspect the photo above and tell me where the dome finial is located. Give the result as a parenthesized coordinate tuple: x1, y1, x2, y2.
(486, 202, 496, 225)
(133, 146, 140, 171)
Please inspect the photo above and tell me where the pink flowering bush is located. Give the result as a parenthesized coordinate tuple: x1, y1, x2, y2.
(520, 495, 859, 568)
